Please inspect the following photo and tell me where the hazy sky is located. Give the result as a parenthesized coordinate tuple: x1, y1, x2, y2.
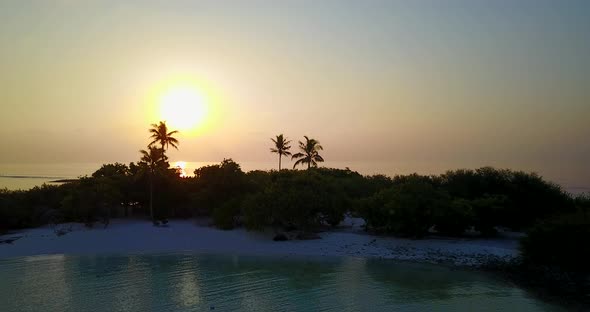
(1, 0, 589, 186)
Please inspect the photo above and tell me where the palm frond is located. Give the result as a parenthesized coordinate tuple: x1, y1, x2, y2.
(292, 152, 305, 159)
(147, 121, 179, 151)
(314, 155, 325, 162)
(293, 158, 306, 169)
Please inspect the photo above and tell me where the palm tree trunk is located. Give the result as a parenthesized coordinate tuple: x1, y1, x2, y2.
(278, 155, 282, 171)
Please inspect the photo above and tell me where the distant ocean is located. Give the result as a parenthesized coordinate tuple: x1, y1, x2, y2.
(1, 162, 588, 195)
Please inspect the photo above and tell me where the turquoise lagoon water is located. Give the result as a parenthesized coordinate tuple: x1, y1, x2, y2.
(0, 253, 565, 311)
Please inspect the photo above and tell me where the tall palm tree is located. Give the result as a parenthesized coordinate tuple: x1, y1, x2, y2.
(149, 121, 179, 151)
(270, 134, 292, 170)
(292, 136, 324, 169)
(139, 146, 168, 222)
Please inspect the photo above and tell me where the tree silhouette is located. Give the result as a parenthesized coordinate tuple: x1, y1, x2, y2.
(270, 134, 292, 170)
(149, 121, 179, 151)
(139, 146, 168, 222)
(292, 136, 324, 169)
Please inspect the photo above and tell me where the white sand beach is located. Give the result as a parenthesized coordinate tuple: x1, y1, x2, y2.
(0, 219, 520, 266)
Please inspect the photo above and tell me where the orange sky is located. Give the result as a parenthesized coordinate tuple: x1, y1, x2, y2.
(0, 1, 588, 188)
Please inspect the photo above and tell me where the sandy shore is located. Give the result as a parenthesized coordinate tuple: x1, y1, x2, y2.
(0, 219, 520, 266)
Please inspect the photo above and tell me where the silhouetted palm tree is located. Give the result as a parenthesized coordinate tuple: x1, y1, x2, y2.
(139, 146, 168, 222)
(292, 136, 324, 169)
(270, 134, 292, 170)
(149, 121, 179, 151)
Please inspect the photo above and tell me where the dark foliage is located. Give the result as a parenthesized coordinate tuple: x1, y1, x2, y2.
(440, 167, 574, 230)
(516, 211, 590, 299)
(520, 212, 590, 273)
(433, 198, 474, 236)
(0, 163, 580, 244)
(190, 159, 249, 219)
(360, 178, 450, 237)
(1, 184, 69, 230)
(242, 170, 345, 232)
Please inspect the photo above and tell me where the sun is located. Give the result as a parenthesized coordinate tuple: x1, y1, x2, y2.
(159, 86, 208, 131)
(146, 74, 223, 135)
(173, 161, 188, 177)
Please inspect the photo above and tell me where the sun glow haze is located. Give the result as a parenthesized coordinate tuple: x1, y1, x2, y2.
(147, 76, 223, 137)
(159, 86, 207, 131)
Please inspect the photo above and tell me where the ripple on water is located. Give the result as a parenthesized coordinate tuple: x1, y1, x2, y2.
(0, 253, 569, 312)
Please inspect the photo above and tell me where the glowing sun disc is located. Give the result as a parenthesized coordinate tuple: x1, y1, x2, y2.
(174, 161, 188, 177)
(160, 87, 207, 131)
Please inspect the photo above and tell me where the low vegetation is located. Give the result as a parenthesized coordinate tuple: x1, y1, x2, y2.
(3, 160, 577, 237)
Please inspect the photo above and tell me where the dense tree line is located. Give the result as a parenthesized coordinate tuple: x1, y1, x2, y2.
(359, 168, 578, 237)
(2, 164, 583, 236)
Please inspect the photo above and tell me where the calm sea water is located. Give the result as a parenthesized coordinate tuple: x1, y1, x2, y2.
(0, 253, 567, 311)
(1, 162, 588, 194)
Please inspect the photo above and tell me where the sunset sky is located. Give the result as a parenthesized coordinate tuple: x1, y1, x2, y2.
(1, 1, 589, 187)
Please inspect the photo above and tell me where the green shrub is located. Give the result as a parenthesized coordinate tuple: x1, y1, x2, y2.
(265, 172, 324, 231)
(0, 189, 29, 229)
(441, 167, 574, 230)
(360, 179, 450, 237)
(575, 193, 590, 217)
(242, 170, 347, 232)
(190, 159, 250, 216)
(242, 192, 272, 231)
(469, 195, 507, 236)
(505, 171, 574, 229)
(433, 198, 473, 236)
(212, 199, 242, 230)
